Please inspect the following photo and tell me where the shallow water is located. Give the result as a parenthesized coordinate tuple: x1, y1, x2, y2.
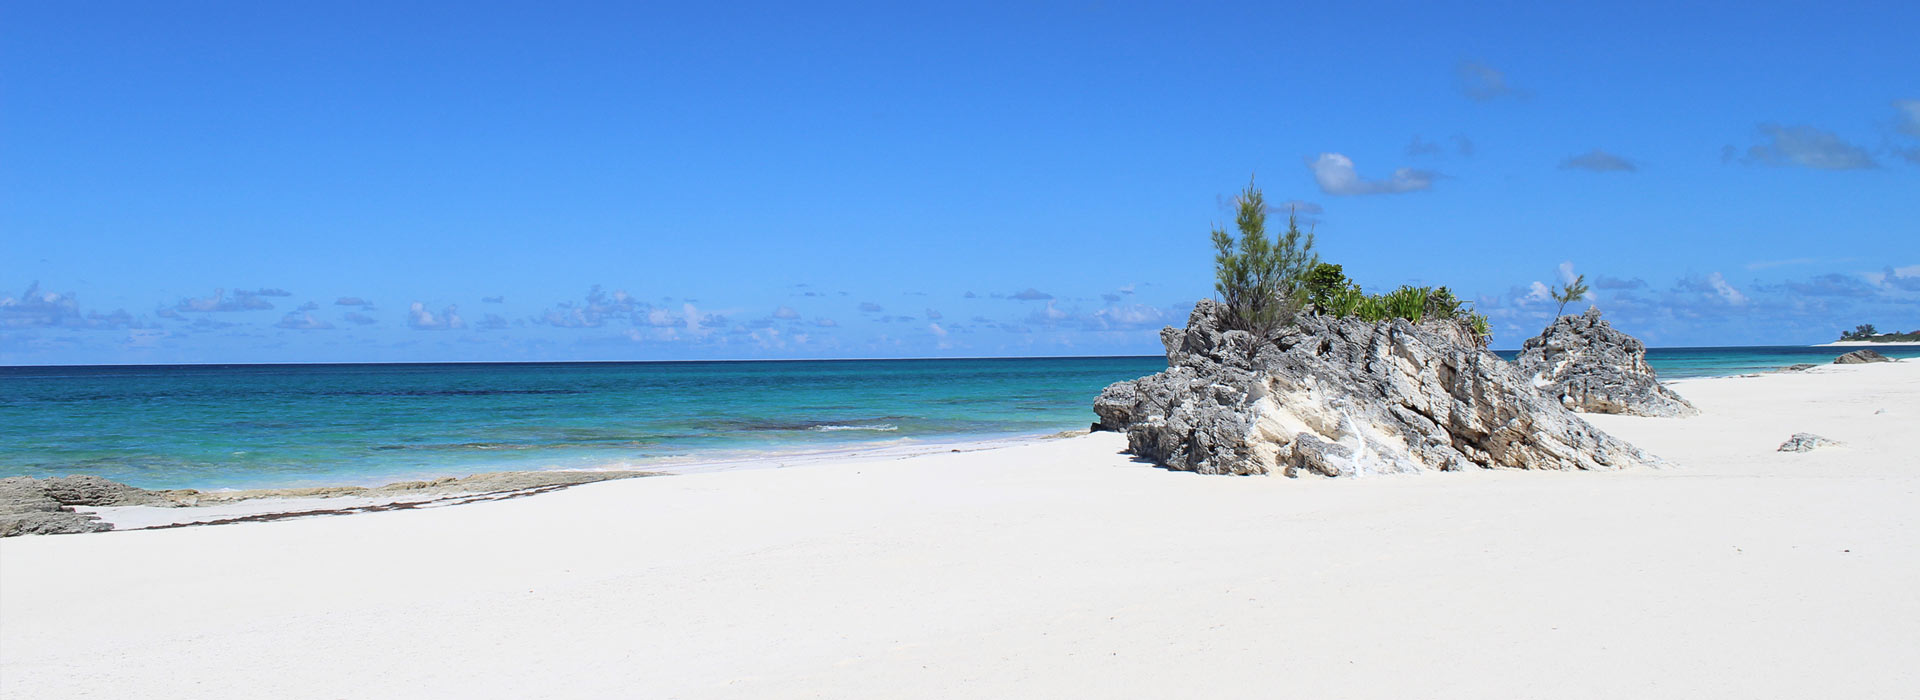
(4, 346, 1913, 489)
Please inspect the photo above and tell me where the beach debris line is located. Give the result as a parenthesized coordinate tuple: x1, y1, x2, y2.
(0, 470, 658, 537)
(1776, 433, 1843, 453)
(1516, 308, 1700, 417)
(1092, 298, 1660, 477)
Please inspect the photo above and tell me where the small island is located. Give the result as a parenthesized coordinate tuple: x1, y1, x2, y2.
(1824, 323, 1920, 346)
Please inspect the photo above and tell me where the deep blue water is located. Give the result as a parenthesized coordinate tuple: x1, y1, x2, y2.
(3, 346, 1913, 489)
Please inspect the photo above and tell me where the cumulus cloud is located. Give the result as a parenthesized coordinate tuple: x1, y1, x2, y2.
(1738, 124, 1876, 170)
(482, 296, 505, 304)
(254, 288, 292, 297)
(535, 286, 643, 328)
(1560, 149, 1637, 172)
(0, 282, 147, 330)
(1674, 272, 1748, 305)
(1010, 288, 1054, 301)
(1309, 153, 1437, 196)
(343, 312, 378, 325)
(814, 317, 838, 327)
(1456, 61, 1524, 101)
(857, 302, 883, 313)
(407, 302, 465, 330)
(477, 313, 510, 330)
(274, 312, 334, 330)
(335, 297, 373, 307)
(296, 301, 319, 311)
(175, 288, 275, 312)
(1521, 281, 1554, 304)
(772, 305, 801, 320)
(924, 308, 943, 320)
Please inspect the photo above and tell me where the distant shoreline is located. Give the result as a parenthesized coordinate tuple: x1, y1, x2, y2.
(1814, 340, 1920, 347)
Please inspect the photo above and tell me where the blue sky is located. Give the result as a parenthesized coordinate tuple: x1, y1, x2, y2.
(3, 1, 1916, 364)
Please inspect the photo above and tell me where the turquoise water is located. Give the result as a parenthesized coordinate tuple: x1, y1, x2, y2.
(3, 346, 1913, 489)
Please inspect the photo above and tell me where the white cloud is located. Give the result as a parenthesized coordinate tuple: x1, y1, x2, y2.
(274, 312, 334, 330)
(1309, 153, 1436, 196)
(772, 305, 801, 320)
(407, 302, 465, 330)
(1740, 124, 1876, 170)
(1522, 281, 1553, 304)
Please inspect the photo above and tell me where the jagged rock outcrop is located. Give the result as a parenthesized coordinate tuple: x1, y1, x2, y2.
(1093, 300, 1661, 477)
(1515, 308, 1698, 417)
(0, 476, 162, 536)
(1834, 349, 1890, 364)
(1777, 433, 1842, 453)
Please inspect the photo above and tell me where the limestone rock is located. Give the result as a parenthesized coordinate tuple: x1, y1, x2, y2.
(1516, 308, 1698, 417)
(1833, 349, 1891, 364)
(1093, 300, 1661, 477)
(1777, 433, 1842, 452)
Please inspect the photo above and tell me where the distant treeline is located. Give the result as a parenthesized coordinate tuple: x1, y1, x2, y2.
(1839, 324, 1920, 342)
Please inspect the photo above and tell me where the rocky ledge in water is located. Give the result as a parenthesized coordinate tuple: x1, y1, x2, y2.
(1515, 308, 1698, 417)
(1833, 349, 1891, 364)
(1093, 299, 1660, 477)
(0, 470, 656, 537)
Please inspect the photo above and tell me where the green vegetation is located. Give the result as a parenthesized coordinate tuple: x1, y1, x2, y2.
(1838, 324, 1920, 342)
(1209, 182, 1489, 344)
(1299, 262, 1492, 342)
(1552, 274, 1591, 317)
(1210, 179, 1318, 337)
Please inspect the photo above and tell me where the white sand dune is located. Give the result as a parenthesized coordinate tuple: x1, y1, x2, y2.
(3, 362, 1916, 699)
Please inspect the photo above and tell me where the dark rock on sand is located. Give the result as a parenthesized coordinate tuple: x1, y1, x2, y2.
(1515, 308, 1698, 417)
(1092, 299, 1660, 477)
(1777, 433, 1842, 453)
(1833, 349, 1891, 364)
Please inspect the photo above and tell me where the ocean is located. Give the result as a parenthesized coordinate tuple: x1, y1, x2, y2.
(3, 346, 1914, 490)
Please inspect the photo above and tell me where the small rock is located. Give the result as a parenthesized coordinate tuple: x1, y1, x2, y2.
(1781, 363, 1817, 372)
(1833, 349, 1891, 364)
(1515, 308, 1699, 417)
(1777, 433, 1842, 453)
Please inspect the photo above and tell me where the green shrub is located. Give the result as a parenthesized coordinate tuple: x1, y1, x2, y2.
(1380, 285, 1430, 322)
(1210, 180, 1318, 337)
(1424, 286, 1465, 320)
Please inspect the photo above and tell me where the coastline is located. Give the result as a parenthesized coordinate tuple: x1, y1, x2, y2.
(13, 430, 1087, 533)
(1816, 340, 1920, 347)
(4, 361, 1916, 697)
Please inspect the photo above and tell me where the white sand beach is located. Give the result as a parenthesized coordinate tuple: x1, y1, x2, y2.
(2, 361, 1916, 699)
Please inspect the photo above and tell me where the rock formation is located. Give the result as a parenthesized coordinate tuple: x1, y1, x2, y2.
(1515, 308, 1698, 417)
(1093, 300, 1660, 477)
(1833, 349, 1891, 364)
(1776, 433, 1842, 452)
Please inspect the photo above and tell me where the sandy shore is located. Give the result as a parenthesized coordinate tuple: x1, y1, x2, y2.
(1817, 340, 1920, 347)
(3, 362, 1916, 698)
